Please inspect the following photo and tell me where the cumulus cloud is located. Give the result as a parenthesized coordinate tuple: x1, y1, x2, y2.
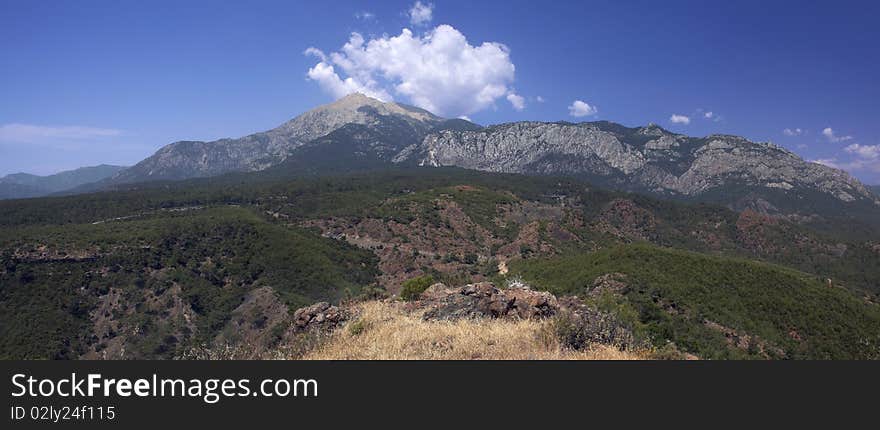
(695, 108, 721, 122)
(783, 128, 804, 136)
(506, 93, 525, 111)
(670, 114, 690, 125)
(304, 59, 393, 102)
(812, 144, 880, 174)
(845, 143, 880, 160)
(408, 1, 433, 26)
(304, 25, 517, 117)
(822, 127, 853, 142)
(568, 100, 598, 117)
(813, 157, 880, 174)
(0, 123, 122, 143)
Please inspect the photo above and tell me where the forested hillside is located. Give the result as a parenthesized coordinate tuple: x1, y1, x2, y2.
(1, 167, 878, 359)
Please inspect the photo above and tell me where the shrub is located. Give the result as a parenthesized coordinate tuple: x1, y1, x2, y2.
(399, 275, 435, 301)
(551, 308, 637, 351)
(347, 319, 368, 336)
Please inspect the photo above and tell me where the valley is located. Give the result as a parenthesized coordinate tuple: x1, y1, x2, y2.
(2, 168, 878, 360)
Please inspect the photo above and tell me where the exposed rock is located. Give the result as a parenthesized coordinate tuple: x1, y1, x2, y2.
(214, 287, 291, 350)
(588, 273, 629, 298)
(300, 197, 580, 293)
(703, 319, 786, 359)
(416, 282, 559, 321)
(82, 283, 198, 359)
(592, 199, 657, 242)
(293, 302, 349, 332)
(555, 296, 638, 350)
(396, 121, 878, 210)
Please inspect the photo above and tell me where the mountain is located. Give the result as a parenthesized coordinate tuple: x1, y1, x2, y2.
(394, 121, 879, 216)
(111, 93, 445, 183)
(95, 94, 876, 224)
(0, 164, 126, 199)
(871, 185, 880, 196)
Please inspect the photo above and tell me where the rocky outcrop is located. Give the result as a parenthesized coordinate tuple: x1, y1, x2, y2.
(414, 282, 559, 321)
(292, 302, 349, 332)
(588, 273, 629, 298)
(555, 296, 637, 350)
(411, 281, 638, 350)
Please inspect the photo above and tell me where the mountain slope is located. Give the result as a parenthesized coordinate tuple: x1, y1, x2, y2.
(511, 244, 880, 359)
(2, 168, 878, 359)
(0, 206, 378, 359)
(111, 93, 444, 183)
(395, 121, 878, 217)
(0, 165, 126, 199)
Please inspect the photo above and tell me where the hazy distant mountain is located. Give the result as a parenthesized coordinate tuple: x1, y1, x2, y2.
(870, 185, 880, 196)
(0, 164, 126, 199)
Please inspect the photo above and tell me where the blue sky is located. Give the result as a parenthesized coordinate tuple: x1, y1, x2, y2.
(2, 0, 879, 183)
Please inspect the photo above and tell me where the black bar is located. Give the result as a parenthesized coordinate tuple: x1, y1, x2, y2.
(2, 360, 876, 427)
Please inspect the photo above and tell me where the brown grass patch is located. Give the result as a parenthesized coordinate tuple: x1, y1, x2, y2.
(301, 301, 645, 360)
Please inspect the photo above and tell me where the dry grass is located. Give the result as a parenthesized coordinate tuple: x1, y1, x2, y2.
(301, 301, 646, 360)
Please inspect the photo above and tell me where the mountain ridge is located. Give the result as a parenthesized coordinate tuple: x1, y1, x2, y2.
(393, 119, 878, 217)
(80, 94, 877, 223)
(0, 164, 126, 200)
(110, 93, 446, 183)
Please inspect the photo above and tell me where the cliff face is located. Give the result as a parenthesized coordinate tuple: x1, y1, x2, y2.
(396, 121, 876, 205)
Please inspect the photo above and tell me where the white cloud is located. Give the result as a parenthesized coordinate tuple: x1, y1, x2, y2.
(535, 96, 545, 103)
(670, 114, 690, 125)
(0, 123, 122, 143)
(506, 93, 525, 111)
(568, 100, 598, 117)
(783, 128, 804, 136)
(408, 1, 433, 26)
(303, 47, 327, 62)
(355, 11, 375, 21)
(305, 60, 393, 102)
(696, 108, 721, 122)
(816, 158, 880, 173)
(845, 143, 880, 160)
(822, 127, 853, 142)
(812, 144, 880, 174)
(304, 25, 517, 117)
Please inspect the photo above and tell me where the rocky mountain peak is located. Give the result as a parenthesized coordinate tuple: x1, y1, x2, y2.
(112, 93, 444, 183)
(275, 93, 442, 142)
